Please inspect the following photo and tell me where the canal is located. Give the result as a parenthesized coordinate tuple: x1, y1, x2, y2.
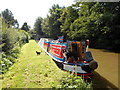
(89, 48, 119, 89)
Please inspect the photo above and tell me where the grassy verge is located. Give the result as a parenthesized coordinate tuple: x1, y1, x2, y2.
(1, 40, 92, 88)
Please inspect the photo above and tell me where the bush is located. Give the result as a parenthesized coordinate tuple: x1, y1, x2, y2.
(57, 74, 92, 89)
(2, 26, 20, 52)
(1, 47, 20, 74)
(19, 30, 30, 45)
(1, 18, 30, 74)
(1, 52, 12, 74)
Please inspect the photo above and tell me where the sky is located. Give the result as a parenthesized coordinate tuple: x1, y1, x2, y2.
(0, 0, 75, 29)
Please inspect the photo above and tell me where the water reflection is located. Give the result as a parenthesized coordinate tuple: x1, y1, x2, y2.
(92, 71, 118, 90)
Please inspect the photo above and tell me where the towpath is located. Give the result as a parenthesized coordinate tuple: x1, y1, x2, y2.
(2, 40, 67, 88)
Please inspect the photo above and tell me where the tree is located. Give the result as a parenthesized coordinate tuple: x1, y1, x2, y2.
(13, 19, 19, 29)
(42, 4, 63, 39)
(34, 17, 43, 36)
(68, 2, 97, 40)
(2, 9, 14, 23)
(41, 16, 51, 37)
(1, 9, 19, 28)
(59, 6, 78, 39)
(21, 22, 29, 31)
(67, 2, 120, 50)
(41, 2, 120, 51)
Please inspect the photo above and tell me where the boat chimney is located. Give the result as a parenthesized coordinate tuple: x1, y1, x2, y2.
(86, 39, 90, 52)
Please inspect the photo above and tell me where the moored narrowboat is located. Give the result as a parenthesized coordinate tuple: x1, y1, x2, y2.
(38, 37, 98, 79)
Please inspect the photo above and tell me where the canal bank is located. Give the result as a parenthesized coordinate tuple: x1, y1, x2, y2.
(89, 48, 119, 89)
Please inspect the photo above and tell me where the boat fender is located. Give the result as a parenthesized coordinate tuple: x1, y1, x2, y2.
(81, 60, 98, 72)
(81, 65, 92, 73)
(89, 60, 98, 70)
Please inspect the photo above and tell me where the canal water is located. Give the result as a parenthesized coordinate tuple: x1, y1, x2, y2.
(89, 48, 119, 89)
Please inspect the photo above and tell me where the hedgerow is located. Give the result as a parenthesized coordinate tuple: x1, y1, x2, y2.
(0, 18, 30, 74)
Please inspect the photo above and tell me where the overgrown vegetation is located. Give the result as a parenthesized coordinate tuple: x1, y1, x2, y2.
(0, 16, 30, 74)
(57, 74, 92, 89)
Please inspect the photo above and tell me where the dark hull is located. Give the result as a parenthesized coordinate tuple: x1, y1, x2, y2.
(52, 59, 93, 80)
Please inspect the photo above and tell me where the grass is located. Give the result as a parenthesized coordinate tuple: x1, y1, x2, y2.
(1, 40, 92, 88)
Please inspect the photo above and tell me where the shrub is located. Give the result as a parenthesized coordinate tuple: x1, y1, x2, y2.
(19, 30, 30, 45)
(57, 74, 92, 89)
(1, 18, 30, 74)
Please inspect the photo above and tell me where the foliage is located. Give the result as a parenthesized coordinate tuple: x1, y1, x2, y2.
(57, 74, 92, 89)
(21, 22, 29, 32)
(59, 2, 120, 51)
(41, 16, 51, 37)
(42, 4, 63, 39)
(74, 2, 120, 50)
(35, 2, 120, 51)
(34, 17, 43, 37)
(2, 26, 20, 52)
(28, 29, 37, 39)
(1, 47, 20, 74)
(59, 6, 79, 39)
(1, 9, 19, 28)
(19, 30, 30, 45)
(1, 17, 29, 74)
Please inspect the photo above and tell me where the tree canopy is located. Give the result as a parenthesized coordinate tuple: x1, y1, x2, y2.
(42, 4, 63, 39)
(1, 9, 19, 28)
(35, 2, 120, 51)
(34, 17, 43, 37)
(21, 22, 29, 31)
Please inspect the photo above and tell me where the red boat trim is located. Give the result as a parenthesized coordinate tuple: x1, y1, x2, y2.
(77, 73, 93, 76)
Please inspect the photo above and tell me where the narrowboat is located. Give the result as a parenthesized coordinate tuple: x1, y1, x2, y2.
(38, 37, 98, 79)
